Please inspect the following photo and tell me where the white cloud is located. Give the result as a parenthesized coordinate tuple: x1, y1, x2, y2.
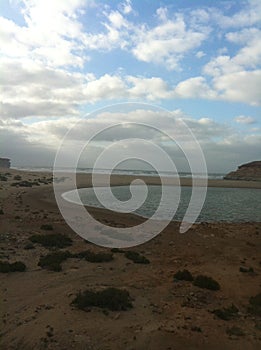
(0, 0, 88, 68)
(213, 70, 261, 105)
(83, 74, 127, 102)
(202, 25, 261, 106)
(126, 76, 171, 100)
(234, 115, 256, 124)
(213, 0, 261, 28)
(132, 14, 210, 70)
(174, 77, 217, 99)
(119, 0, 133, 15)
(196, 51, 206, 59)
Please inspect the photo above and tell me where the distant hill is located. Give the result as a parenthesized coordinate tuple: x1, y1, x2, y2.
(224, 161, 261, 181)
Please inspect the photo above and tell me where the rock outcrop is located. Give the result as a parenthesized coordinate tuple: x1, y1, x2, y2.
(224, 161, 261, 181)
(0, 158, 11, 168)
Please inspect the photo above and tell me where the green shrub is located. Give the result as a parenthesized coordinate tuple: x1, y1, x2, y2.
(0, 175, 7, 181)
(174, 269, 193, 281)
(14, 175, 22, 180)
(124, 251, 150, 264)
(212, 304, 239, 320)
(0, 209, 4, 215)
(29, 233, 72, 248)
(0, 260, 26, 273)
(40, 224, 53, 231)
(72, 287, 133, 311)
(193, 275, 220, 290)
(248, 293, 261, 316)
(73, 250, 113, 263)
(38, 251, 71, 271)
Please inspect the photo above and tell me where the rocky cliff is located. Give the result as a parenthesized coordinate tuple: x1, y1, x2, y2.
(224, 161, 261, 181)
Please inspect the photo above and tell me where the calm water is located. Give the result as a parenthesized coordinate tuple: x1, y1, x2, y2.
(63, 185, 261, 223)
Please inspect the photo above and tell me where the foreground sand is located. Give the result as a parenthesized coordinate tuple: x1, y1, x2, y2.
(0, 168, 260, 350)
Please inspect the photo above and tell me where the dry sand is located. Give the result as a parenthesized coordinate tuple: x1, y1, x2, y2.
(0, 168, 260, 350)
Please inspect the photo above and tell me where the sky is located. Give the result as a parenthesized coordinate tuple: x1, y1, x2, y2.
(0, 0, 260, 173)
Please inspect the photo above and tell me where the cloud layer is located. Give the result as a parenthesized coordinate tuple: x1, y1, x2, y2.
(0, 0, 260, 171)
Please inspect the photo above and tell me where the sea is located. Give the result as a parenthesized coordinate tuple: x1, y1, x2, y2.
(14, 166, 225, 180)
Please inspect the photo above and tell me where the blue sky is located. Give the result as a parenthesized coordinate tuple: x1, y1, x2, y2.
(0, 0, 260, 171)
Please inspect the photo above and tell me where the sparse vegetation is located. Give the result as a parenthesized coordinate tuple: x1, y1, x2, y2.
(0, 175, 7, 181)
(111, 248, 125, 253)
(72, 287, 133, 311)
(193, 275, 220, 290)
(0, 260, 26, 273)
(40, 224, 53, 231)
(11, 180, 33, 187)
(124, 251, 150, 264)
(29, 233, 72, 248)
(24, 243, 35, 250)
(73, 250, 113, 262)
(239, 266, 254, 273)
(191, 326, 202, 332)
(38, 251, 71, 271)
(174, 269, 193, 281)
(226, 326, 244, 336)
(212, 304, 239, 320)
(14, 175, 22, 180)
(248, 293, 261, 316)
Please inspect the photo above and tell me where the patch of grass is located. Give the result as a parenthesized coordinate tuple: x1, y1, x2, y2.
(73, 250, 113, 262)
(226, 326, 244, 337)
(212, 304, 239, 320)
(248, 293, 261, 316)
(174, 269, 193, 281)
(38, 251, 71, 271)
(193, 275, 220, 291)
(29, 233, 72, 248)
(40, 224, 53, 231)
(0, 260, 26, 273)
(124, 251, 150, 264)
(72, 287, 133, 311)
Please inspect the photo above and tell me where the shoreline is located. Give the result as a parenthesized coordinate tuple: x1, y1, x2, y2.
(3, 167, 261, 189)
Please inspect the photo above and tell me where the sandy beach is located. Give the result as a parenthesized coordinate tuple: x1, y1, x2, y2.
(0, 168, 260, 350)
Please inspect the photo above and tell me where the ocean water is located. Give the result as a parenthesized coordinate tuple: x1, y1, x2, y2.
(62, 185, 261, 223)
(15, 166, 225, 180)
